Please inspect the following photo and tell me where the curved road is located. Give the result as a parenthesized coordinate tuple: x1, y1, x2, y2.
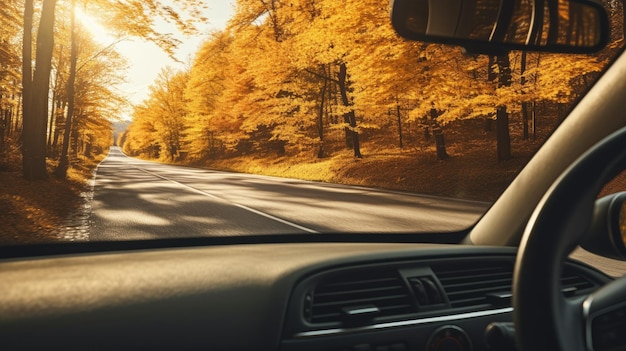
(90, 147, 488, 240)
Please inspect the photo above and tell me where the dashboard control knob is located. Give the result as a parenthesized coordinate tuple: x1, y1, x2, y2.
(426, 325, 472, 351)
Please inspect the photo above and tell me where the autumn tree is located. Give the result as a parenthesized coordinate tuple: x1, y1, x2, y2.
(54, 0, 79, 177)
(21, 0, 58, 180)
(184, 32, 232, 159)
(285, 0, 366, 157)
(123, 108, 161, 158)
(125, 68, 189, 161)
(20, 0, 208, 180)
(122, 0, 615, 167)
(0, 0, 22, 155)
(62, 25, 126, 160)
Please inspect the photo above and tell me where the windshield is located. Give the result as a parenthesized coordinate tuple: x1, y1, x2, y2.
(0, 0, 624, 245)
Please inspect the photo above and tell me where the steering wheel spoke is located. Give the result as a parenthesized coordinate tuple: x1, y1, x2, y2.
(584, 276, 626, 351)
(514, 126, 626, 351)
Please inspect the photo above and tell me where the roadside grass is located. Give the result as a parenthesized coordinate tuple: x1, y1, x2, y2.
(204, 132, 536, 203)
(208, 155, 338, 182)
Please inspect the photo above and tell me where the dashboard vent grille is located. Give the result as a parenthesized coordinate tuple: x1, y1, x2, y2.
(433, 261, 513, 309)
(433, 260, 600, 310)
(561, 266, 597, 296)
(307, 269, 414, 324)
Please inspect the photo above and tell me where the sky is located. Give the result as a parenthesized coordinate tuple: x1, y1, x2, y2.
(82, 1, 236, 120)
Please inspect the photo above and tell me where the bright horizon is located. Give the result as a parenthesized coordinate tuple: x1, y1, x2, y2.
(80, 1, 236, 120)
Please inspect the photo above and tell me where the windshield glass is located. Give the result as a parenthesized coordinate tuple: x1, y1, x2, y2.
(0, 0, 624, 244)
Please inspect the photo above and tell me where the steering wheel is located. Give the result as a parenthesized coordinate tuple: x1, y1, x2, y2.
(514, 125, 626, 351)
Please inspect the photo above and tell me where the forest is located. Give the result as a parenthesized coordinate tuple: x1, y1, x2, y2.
(0, 0, 624, 194)
(0, 0, 206, 180)
(120, 0, 623, 169)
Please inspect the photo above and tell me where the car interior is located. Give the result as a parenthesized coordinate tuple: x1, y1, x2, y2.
(3, 0, 626, 350)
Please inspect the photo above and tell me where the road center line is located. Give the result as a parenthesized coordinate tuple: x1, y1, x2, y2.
(136, 167, 320, 234)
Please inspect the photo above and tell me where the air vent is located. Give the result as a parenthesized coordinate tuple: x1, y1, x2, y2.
(433, 260, 600, 311)
(406, 276, 445, 307)
(433, 261, 514, 310)
(306, 268, 415, 324)
(561, 265, 597, 296)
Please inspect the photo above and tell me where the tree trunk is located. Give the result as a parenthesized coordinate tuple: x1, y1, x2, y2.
(530, 101, 537, 140)
(22, 0, 58, 180)
(56, 0, 78, 179)
(337, 62, 362, 158)
(485, 55, 496, 132)
(20, 0, 35, 176)
(4, 98, 13, 139)
(430, 108, 448, 160)
(522, 102, 530, 140)
(52, 100, 66, 153)
(317, 65, 328, 158)
(0, 110, 6, 152)
(22, 0, 33, 131)
(48, 45, 64, 152)
(496, 106, 511, 161)
(14, 94, 22, 136)
(495, 53, 512, 162)
(396, 103, 403, 148)
(521, 52, 529, 140)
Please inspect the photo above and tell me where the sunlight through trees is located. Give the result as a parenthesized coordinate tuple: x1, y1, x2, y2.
(0, 0, 623, 179)
(121, 0, 620, 164)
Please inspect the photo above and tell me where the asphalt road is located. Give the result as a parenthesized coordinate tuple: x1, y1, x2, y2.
(90, 147, 488, 240)
(88, 148, 626, 276)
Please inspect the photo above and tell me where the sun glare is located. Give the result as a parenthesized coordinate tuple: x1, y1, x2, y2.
(74, 7, 117, 44)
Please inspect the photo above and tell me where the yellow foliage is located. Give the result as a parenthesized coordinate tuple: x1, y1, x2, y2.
(120, 0, 617, 161)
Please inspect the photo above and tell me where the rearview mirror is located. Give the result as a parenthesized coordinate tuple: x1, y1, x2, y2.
(390, 0, 610, 53)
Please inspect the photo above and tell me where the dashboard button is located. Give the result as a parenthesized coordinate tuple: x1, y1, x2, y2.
(426, 325, 472, 351)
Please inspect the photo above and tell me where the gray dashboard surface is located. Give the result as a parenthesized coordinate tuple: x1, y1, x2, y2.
(0, 243, 515, 350)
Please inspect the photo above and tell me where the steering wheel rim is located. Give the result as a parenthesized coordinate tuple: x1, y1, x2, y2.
(513, 125, 626, 351)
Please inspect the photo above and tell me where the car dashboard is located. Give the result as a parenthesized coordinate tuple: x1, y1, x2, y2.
(0, 242, 609, 350)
